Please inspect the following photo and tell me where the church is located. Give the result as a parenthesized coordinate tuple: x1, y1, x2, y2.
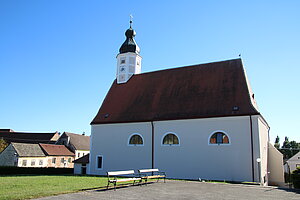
(89, 21, 284, 186)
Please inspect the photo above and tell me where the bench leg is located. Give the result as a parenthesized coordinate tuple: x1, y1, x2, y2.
(114, 182, 116, 191)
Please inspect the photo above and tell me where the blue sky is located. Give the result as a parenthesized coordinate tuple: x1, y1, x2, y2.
(0, 0, 299, 144)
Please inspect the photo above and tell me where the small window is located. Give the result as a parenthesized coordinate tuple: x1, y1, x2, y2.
(61, 158, 64, 163)
(31, 160, 36, 166)
(129, 134, 143, 145)
(22, 160, 27, 166)
(68, 158, 71, 163)
(209, 132, 229, 144)
(121, 59, 126, 64)
(163, 133, 179, 145)
(52, 158, 56, 164)
(97, 156, 103, 169)
(39, 160, 43, 165)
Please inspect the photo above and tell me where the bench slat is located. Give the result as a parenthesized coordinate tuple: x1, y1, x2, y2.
(139, 169, 159, 173)
(144, 175, 165, 179)
(109, 178, 141, 183)
(107, 170, 135, 176)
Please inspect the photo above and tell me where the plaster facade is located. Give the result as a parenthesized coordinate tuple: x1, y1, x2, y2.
(89, 115, 272, 184)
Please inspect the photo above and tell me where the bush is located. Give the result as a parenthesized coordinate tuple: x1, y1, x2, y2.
(291, 168, 300, 189)
(0, 166, 73, 175)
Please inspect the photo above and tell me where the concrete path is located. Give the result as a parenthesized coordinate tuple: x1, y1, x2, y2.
(35, 180, 300, 200)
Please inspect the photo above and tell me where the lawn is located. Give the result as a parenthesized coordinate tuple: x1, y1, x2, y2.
(0, 175, 108, 200)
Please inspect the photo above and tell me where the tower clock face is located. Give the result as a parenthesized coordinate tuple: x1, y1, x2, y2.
(120, 66, 125, 72)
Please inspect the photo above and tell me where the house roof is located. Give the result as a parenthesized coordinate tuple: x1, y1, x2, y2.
(39, 144, 74, 156)
(91, 59, 259, 125)
(73, 153, 89, 164)
(12, 143, 45, 157)
(287, 151, 300, 162)
(0, 130, 60, 144)
(62, 132, 90, 150)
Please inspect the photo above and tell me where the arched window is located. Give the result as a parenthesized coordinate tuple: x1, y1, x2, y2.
(209, 132, 229, 144)
(162, 133, 179, 145)
(129, 134, 143, 145)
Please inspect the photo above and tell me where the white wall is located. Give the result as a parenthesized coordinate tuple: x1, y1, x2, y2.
(90, 115, 270, 183)
(154, 116, 253, 182)
(252, 116, 270, 185)
(75, 150, 90, 160)
(74, 163, 90, 174)
(286, 152, 300, 173)
(90, 122, 152, 175)
(268, 143, 285, 186)
(74, 163, 81, 174)
(17, 157, 47, 168)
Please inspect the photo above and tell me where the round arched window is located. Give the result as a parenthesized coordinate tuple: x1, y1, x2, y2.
(129, 134, 143, 145)
(163, 133, 179, 145)
(209, 132, 229, 144)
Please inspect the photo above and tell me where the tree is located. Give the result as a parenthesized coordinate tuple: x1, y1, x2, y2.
(0, 138, 8, 153)
(274, 135, 280, 149)
(280, 137, 300, 159)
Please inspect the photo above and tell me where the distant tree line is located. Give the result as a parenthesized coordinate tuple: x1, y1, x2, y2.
(274, 136, 300, 159)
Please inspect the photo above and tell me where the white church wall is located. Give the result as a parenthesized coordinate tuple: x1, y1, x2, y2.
(257, 116, 270, 185)
(89, 122, 152, 175)
(89, 115, 271, 183)
(250, 115, 270, 185)
(153, 116, 254, 182)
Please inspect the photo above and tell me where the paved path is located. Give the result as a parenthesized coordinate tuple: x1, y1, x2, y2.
(35, 180, 300, 200)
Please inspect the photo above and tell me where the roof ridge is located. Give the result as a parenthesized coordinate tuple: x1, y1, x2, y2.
(133, 58, 242, 77)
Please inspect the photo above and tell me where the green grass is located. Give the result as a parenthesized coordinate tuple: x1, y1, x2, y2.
(0, 175, 108, 200)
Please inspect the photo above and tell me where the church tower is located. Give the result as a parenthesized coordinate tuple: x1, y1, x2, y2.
(116, 19, 142, 84)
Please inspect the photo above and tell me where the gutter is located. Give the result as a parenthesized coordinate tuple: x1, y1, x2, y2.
(249, 115, 255, 182)
(151, 121, 154, 169)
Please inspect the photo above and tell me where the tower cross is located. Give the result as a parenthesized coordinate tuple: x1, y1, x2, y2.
(130, 14, 133, 28)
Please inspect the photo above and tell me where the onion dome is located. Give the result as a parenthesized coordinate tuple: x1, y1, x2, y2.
(119, 22, 140, 54)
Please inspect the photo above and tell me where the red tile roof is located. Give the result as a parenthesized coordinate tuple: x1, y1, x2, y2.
(91, 59, 259, 125)
(39, 144, 74, 156)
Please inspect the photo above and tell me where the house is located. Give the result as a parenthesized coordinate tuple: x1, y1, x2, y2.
(0, 129, 60, 144)
(73, 153, 89, 174)
(55, 132, 90, 159)
(0, 143, 47, 167)
(284, 151, 300, 173)
(0, 143, 74, 168)
(88, 22, 284, 186)
(40, 144, 75, 168)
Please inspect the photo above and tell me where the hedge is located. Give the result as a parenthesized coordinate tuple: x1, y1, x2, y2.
(291, 168, 300, 189)
(0, 166, 73, 175)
